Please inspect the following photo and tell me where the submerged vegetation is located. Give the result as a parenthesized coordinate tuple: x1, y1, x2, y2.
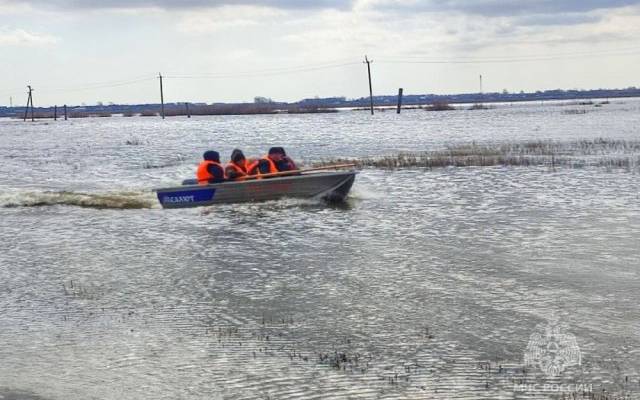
(8, 96, 617, 120)
(163, 104, 337, 116)
(425, 101, 455, 111)
(468, 103, 492, 110)
(562, 109, 589, 115)
(9, 105, 336, 119)
(315, 139, 640, 170)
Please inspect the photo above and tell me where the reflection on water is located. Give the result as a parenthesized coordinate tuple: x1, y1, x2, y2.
(1, 102, 639, 399)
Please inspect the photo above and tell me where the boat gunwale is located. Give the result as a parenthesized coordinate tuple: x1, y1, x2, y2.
(153, 170, 358, 193)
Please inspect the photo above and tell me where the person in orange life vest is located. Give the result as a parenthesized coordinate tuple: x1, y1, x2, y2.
(196, 150, 225, 184)
(248, 147, 297, 177)
(225, 149, 250, 181)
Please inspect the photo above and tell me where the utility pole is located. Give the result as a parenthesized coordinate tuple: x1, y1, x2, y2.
(23, 86, 34, 122)
(30, 89, 34, 121)
(64, 104, 68, 120)
(478, 74, 484, 106)
(397, 88, 403, 114)
(158, 73, 165, 119)
(54, 105, 57, 121)
(364, 55, 374, 115)
(23, 93, 28, 121)
(9, 96, 12, 108)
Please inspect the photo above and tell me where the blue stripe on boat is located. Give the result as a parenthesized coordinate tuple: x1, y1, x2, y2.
(157, 188, 216, 206)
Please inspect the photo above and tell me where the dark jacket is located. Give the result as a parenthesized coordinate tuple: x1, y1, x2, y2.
(202, 150, 225, 183)
(207, 163, 225, 183)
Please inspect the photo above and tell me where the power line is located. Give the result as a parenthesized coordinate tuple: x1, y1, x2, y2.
(165, 57, 356, 76)
(1, 62, 357, 98)
(42, 76, 157, 93)
(377, 48, 640, 65)
(164, 61, 360, 79)
(2, 47, 638, 108)
(380, 46, 640, 61)
(2, 46, 639, 98)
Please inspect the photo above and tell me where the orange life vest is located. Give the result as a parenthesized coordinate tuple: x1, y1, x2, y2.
(248, 156, 278, 177)
(196, 160, 224, 184)
(225, 160, 249, 181)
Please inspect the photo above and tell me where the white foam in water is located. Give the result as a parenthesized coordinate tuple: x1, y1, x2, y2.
(347, 174, 385, 200)
(0, 189, 157, 209)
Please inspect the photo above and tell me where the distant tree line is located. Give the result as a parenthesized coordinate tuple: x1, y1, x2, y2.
(1, 87, 639, 118)
(297, 87, 640, 107)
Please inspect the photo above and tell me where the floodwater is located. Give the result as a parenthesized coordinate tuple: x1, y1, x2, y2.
(1, 100, 639, 400)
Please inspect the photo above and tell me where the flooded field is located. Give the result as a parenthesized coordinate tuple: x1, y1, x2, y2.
(1, 100, 639, 399)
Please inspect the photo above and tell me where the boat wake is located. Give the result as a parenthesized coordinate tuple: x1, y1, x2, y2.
(0, 190, 157, 210)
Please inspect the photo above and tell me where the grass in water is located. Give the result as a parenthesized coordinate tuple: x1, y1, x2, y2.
(314, 139, 640, 170)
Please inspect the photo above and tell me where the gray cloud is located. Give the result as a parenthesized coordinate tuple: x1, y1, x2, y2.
(9, 0, 354, 10)
(9, 0, 640, 26)
(9, 0, 640, 15)
(364, 0, 640, 29)
(377, 0, 640, 16)
(513, 13, 602, 26)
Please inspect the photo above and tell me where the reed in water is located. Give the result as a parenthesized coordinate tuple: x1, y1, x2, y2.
(314, 139, 640, 170)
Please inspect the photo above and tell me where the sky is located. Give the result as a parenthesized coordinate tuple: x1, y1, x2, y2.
(1, 0, 640, 106)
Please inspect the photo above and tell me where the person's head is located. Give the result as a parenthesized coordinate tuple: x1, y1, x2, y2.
(203, 150, 220, 163)
(268, 147, 286, 162)
(230, 149, 245, 163)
